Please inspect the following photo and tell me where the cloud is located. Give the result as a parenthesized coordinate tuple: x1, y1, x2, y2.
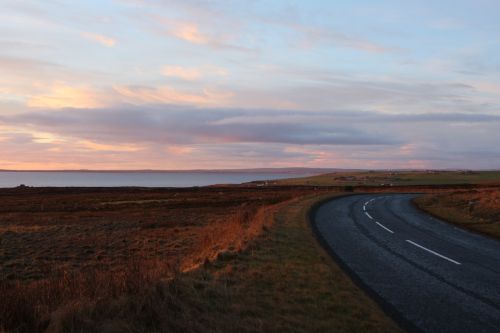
(113, 85, 233, 105)
(3, 106, 500, 149)
(0, 107, 401, 146)
(20, 82, 232, 109)
(148, 2, 393, 54)
(468, 81, 500, 95)
(0, 56, 60, 74)
(81, 32, 116, 47)
(2, 106, 500, 169)
(170, 22, 209, 45)
(0, 56, 113, 107)
(27, 84, 105, 109)
(225, 71, 499, 113)
(0, 128, 149, 170)
(2, 1, 500, 170)
(296, 25, 396, 53)
(157, 18, 253, 52)
(161, 66, 202, 81)
(166, 145, 195, 155)
(161, 65, 228, 81)
(78, 140, 142, 152)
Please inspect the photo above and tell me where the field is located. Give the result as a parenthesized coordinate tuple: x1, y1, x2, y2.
(0, 190, 401, 332)
(272, 170, 500, 186)
(0, 186, 325, 332)
(2, 170, 499, 332)
(414, 188, 500, 239)
(0, 187, 316, 281)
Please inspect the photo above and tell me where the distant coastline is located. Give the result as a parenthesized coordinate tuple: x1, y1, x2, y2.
(0, 169, 329, 188)
(0, 168, 352, 174)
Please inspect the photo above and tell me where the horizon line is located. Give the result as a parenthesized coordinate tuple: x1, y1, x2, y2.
(0, 168, 497, 173)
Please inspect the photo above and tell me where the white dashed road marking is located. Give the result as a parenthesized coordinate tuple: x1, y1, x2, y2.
(375, 221, 394, 234)
(363, 197, 395, 234)
(406, 240, 461, 265)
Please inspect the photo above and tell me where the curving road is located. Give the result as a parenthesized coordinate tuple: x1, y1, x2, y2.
(313, 194, 500, 333)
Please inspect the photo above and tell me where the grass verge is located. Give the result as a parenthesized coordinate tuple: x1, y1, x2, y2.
(414, 188, 500, 240)
(34, 193, 402, 333)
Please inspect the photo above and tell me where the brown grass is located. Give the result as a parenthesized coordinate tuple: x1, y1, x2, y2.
(0, 186, 334, 332)
(414, 188, 500, 239)
(0, 193, 401, 333)
(0, 187, 312, 281)
(4, 182, 495, 332)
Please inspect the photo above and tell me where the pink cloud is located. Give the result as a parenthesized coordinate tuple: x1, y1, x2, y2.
(113, 85, 233, 106)
(81, 32, 116, 47)
(27, 84, 105, 108)
(161, 66, 202, 81)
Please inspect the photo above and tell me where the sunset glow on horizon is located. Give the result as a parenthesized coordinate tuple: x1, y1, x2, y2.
(1, 0, 499, 170)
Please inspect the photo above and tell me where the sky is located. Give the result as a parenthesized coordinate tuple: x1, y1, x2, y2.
(1, 0, 499, 170)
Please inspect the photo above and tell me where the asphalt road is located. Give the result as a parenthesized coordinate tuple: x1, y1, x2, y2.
(313, 194, 500, 333)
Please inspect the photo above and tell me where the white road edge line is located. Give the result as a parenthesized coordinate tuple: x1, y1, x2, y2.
(375, 221, 394, 234)
(365, 212, 374, 220)
(406, 240, 461, 265)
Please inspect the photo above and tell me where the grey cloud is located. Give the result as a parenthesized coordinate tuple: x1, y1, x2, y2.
(1, 106, 400, 146)
(0, 40, 50, 51)
(2, 105, 499, 169)
(190, 143, 314, 160)
(0, 132, 38, 145)
(461, 58, 500, 76)
(295, 25, 399, 53)
(362, 112, 500, 123)
(0, 56, 62, 75)
(227, 71, 500, 114)
(2, 106, 500, 148)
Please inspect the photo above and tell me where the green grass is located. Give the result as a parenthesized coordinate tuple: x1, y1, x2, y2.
(43, 194, 402, 332)
(275, 170, 500, 186)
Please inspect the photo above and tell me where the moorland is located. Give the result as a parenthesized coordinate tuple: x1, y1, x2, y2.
(1, 170, 499, 332)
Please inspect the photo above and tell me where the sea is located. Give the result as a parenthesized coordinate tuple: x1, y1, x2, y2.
(0, 171, 307, 188)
